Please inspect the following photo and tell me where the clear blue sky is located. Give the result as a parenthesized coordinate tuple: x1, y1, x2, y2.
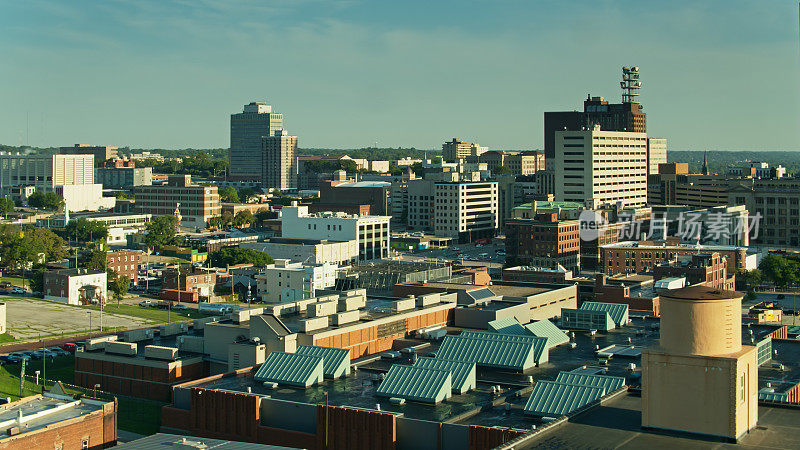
(1, 0, 798, 151)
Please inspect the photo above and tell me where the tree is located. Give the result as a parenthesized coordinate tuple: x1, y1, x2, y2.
(145, 215, 178, 250)
(84, 244, 107, 271)
(494, 165, 513, 175)
(238, 188, 258, 203)
(28, 191, 63, 210)
(0, 198, 15, 214)
(207, 247, 274, 267)
(759, 255, 798, 287)
(232, 210, 256, 228)
(220, 186, 240, 203)
(65, 218, 109, 242)
(742, 269, 763, 288)
(109, 271, 130, 304)
(255, 209, 276, 222)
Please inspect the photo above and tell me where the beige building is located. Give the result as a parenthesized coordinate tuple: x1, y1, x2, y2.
(230, 102, 284, 180)
(0, 153, 94, 188)
(134, 175, 221, 227)
(473, 151, 544, 175)
(261, 130, 298, 190)
(642, 285, 758, 441)
(730, 178, 800, 247)
(433, 180, 498, 243)
(646, 138, 667, 176)
(442, 138, 487, 162)
(554, 126, 648, 208)
(60, 144, 118, 163)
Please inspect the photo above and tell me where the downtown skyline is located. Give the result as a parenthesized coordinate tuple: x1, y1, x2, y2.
(1, 0, 798, 151)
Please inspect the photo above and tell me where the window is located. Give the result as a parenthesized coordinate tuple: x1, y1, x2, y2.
(82, 440, 89, 449)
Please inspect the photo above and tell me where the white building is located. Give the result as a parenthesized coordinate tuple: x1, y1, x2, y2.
(36, 212, 152, 246)
(0, 153, 114, 212)
(43, 269, 107, 305)
(255, 260, 337, 303)
(280, 205, 391, 260)
(555, 126, 648, 209)
(241, 238, 358, 265)
(646, 138, 667, 176)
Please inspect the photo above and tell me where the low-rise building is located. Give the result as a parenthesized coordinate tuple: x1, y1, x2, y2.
(60, 143, 118, 162)
(652, 253, 735, 291)
(162, 266, 217, 297)
(43, 268, 107, 305)
(601, 238, 758, 274)
(95, 166, 153, 188)
(255, 260, 337, 303)
(505, 213, 581, 271)
(502, 265, 574, 284)
(134, 174, 221, 227)
(0, 393, 117, 449)
(280, 205, 390, 261)
(242, 237, 358, 265)
(106, 249, 144, 283)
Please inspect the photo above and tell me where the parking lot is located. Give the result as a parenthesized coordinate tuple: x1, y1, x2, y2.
(3, 297, 153, 341)
(399, 240, 507, 265)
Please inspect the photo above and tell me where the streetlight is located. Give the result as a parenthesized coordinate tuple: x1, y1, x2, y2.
(87, 310, 92, 336)
(93, 383, 100, 399)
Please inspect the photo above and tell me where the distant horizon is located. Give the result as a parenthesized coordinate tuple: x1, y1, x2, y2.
(2, 1, 798, 151)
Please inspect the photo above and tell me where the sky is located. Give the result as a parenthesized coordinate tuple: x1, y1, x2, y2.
(1, 0, 798, 151)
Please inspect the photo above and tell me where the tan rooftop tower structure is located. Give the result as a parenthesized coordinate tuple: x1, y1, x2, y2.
(642, 285, 757, 441)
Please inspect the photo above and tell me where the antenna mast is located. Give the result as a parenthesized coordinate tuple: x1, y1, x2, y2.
(621, 66, 642, 104)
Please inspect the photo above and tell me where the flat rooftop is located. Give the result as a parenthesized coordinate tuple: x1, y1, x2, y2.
(348, 260, 448, 275)
(516, 393, 800, 449)
(0, 394, 103, 439)
(488, 284, 552, 298)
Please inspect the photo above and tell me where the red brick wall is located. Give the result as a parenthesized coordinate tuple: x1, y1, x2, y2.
(468, 425, 525, 450)
(313, 308, 453, 359)
(75, 357, 207, 401)
(0, 400, 116, 450)
(316, 405, 396, 450)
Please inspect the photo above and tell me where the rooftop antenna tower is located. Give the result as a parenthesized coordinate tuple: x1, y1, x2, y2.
(621, 66, 641, 104)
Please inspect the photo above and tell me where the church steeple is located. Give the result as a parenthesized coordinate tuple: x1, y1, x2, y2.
(701, 151, 709, 175)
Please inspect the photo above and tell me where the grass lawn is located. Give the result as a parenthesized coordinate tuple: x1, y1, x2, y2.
(0, 276, 26, 287)
(86, 303, 205, 324)
(0, 333, 15, 343)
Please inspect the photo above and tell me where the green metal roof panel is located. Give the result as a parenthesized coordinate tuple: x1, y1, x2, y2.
(376, 364, 452, 403)
(524, 320, 570, 349)
(487, 317, 528, 336)
(759, 391, 789, 402)
(560, 308, 614, 331)
(413, 357, 476, 394)
(254, 351, 324, 387)
(524, 380, 605, 417)
(296, 345, 351, 379)
(458, 330, 549, 365)
(580, 302, 630, 326)
(554, 371, 626, 392)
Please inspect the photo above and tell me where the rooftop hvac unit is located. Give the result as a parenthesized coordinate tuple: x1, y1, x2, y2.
(389, 398, 406, 406)
(262, 382, 279, 389)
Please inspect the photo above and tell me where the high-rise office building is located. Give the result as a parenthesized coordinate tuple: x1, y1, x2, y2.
(554, 126, 648, 208)
(230, 102, 284, 181)
(261, 130, 298, 190)
(646, 138, 667, 176)
(544, 67, 646, 161)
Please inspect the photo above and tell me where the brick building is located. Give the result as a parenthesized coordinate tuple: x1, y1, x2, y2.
(505, 213, 581, 271)
(162, 266, 217, 297)
(0, 393, 117, 449)
(652, 253, 735, 291)
(106, 250, 144, 283)
(600, 238, 754, 275)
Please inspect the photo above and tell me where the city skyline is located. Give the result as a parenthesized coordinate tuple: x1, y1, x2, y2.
(1, 0, 798, 151)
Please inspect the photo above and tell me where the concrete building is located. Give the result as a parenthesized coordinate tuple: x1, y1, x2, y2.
(642, 285, 758, 441)
(650, 204, 750, 247)
(0, 393, 117, 449)
(472, 151, 544, 175)
(280, 205, 390, 260)
(60, 143, 118, 163)
(730, 178, 800, 246)
(255, 260, 337, 303)
(433, 180, 498, 243)
(261, 130, 298, 190)
(134, 175, 221, 227)
(95, 166, 153, 188)
(241, 238, 358, 265)
(315, 172, 390, 216)
(43, 268, 107, 305)
(37, 211, 152, 246)
(554, 126, 648, 208)
(647, 162, 689, 205)
(502, 265, 574, 284)
(646, 138, 667, 176)
(727, 162, 786, 179)
(544, 83, 647, 161)
(441, 138, 487, 162)
(230, 101, 284, 180)
(505, 213, 581, 271)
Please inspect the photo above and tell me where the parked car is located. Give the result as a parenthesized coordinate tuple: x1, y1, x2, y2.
(139, 300, 156, 307)
(11, 287, 25, 294)
(172, 304, 188, 311)
(59, 343, 78, 354)
(48, 347, 70, 357)
(6, 353, 29, 363)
